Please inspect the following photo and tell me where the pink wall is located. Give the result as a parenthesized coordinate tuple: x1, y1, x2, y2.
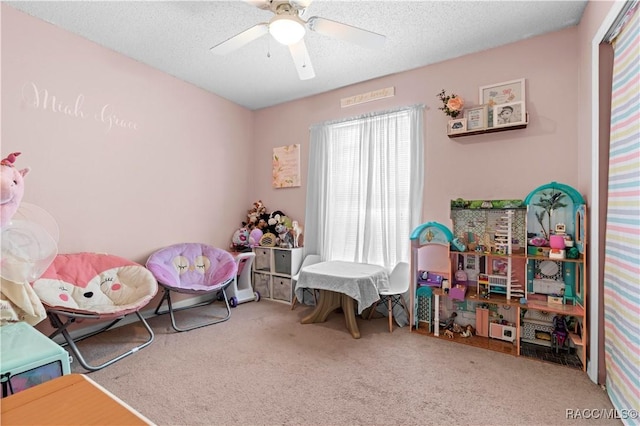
(0, 1, 619, 383)
(1, 5, 254, 264)
(252, 28, 582, 229)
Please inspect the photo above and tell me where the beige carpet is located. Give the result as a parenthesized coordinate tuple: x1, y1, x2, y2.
(74, 299, 617, 426)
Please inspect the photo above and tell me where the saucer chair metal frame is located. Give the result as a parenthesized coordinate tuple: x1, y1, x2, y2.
(31, 253, 158, 372)
(46, 307, 154, 372)
(147, 243, 238, 332)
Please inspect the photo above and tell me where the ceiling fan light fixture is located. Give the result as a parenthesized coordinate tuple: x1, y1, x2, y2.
(269, 15, 306, 45)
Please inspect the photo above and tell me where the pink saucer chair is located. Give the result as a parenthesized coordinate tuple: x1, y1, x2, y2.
(146, 243, 237, 332)
(31, 252, 158, 372)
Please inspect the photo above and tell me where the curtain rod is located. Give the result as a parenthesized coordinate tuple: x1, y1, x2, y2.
(310, 103, 425, 130)
(604, 0, 638, 43)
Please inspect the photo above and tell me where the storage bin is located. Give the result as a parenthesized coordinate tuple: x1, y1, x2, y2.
(271, 276, 292, 302)
(253, 272, 271, 298)
(273, 249, 293, 275)
(1, 322, 71, 397)
(254, 248, 271, 271)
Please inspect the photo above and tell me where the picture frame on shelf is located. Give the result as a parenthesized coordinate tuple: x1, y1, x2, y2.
(447, 117, 467, 134)
(479, 78, 526, 127)
(465, 104, 489, 131)
(492, 101, 526, 128)
(491, 259, 508, 276)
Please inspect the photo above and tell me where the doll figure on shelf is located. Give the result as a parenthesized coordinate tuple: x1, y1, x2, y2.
(443, 311, 458, 331)
(552, 314, 569, 352)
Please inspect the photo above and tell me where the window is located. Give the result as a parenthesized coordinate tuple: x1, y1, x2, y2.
(305, 105, 424, 270)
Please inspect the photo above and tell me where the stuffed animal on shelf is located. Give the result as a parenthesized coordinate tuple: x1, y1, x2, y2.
(0, 152, 30, 228)
(230, 226, 251, 252)
(246, 200, 266, 229)
(275, 222, 294, 248)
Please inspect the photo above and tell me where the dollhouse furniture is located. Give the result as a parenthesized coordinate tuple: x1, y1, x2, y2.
(146, 243, 237, 332)
(295, 260, 389, 339)
(1, 374, 152, 425)
(1, 322, 71, 398)
(409, 221, 453, 331)
(415, 285, 434, 332)
(367, 262, 410, 333)
(31, 253, 158, 372)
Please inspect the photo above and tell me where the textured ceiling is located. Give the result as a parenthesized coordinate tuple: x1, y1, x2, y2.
(7, 1, 588, 110)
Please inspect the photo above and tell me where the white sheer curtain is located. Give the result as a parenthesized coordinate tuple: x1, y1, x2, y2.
(304, 104, 424, 271)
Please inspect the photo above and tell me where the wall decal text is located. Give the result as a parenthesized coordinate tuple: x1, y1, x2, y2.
(21, 82, 139, 133)
(340, 86, 395, 108)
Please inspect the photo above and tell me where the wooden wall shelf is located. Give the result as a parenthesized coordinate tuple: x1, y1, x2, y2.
(448, 122, 528, 138)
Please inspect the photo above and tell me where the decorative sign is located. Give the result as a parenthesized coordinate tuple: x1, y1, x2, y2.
(340, 86, 395, 108)
(21, 81, 139, 133)
(272, 144, 301, 188)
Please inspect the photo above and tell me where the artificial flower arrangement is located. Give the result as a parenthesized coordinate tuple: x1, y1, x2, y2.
(437, 89, 464, 118)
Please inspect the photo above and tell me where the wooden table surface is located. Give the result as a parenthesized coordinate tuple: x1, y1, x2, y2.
(1, 373, 153, 425)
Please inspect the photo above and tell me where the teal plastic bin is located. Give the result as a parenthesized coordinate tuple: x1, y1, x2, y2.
(1, 322, 71, 397)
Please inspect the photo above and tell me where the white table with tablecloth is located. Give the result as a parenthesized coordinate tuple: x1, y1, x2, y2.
(294, 260, 390, 338)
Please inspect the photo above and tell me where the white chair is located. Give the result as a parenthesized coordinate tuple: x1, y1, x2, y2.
(290, 254, 322, 310)
(368, 262, 410, 332)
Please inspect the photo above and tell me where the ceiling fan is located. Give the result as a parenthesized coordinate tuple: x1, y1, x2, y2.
(209, 0, 386, 80)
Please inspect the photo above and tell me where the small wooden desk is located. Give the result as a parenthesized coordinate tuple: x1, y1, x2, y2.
(295, 261, 389, 339)
(1, 373, 153, 425)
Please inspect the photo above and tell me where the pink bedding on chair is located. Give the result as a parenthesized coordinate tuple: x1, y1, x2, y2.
(31, 253, 157, 315)
(145, 243, 236, 293)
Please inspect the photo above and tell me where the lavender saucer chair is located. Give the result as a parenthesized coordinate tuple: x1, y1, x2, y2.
(146, 243, 237, 332)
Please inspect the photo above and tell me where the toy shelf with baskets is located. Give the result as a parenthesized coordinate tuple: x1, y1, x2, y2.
(252, 246, 303, 304)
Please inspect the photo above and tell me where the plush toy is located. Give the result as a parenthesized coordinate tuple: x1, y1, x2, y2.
(0, 152, 49, 326)
(0, 152, 30, 228)
(246, 200, 267, 229)
(275, 222, 294, 248)
(230, 227, 251, 252)
(249, 227, 263, 248)
(267, 210, 286, 233)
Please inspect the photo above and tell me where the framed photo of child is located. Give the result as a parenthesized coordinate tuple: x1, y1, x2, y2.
(479, 78, 525, 127)
(492, 101, 526, 128)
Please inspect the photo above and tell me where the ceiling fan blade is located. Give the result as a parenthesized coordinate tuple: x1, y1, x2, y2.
(307, 17, 386, 49)
(289, 40, 315, 80)
(210, 23, 269, 55)
(291, 0, 313, 9)
(244, 0, 271, 10)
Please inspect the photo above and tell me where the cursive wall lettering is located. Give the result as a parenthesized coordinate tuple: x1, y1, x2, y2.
(21, 82, 139, 133)
(96, 104, 139, 132)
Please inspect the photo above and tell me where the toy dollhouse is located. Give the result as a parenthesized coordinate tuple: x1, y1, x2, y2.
(410, 183, 588, 371)
(408, 221, 452, 330)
